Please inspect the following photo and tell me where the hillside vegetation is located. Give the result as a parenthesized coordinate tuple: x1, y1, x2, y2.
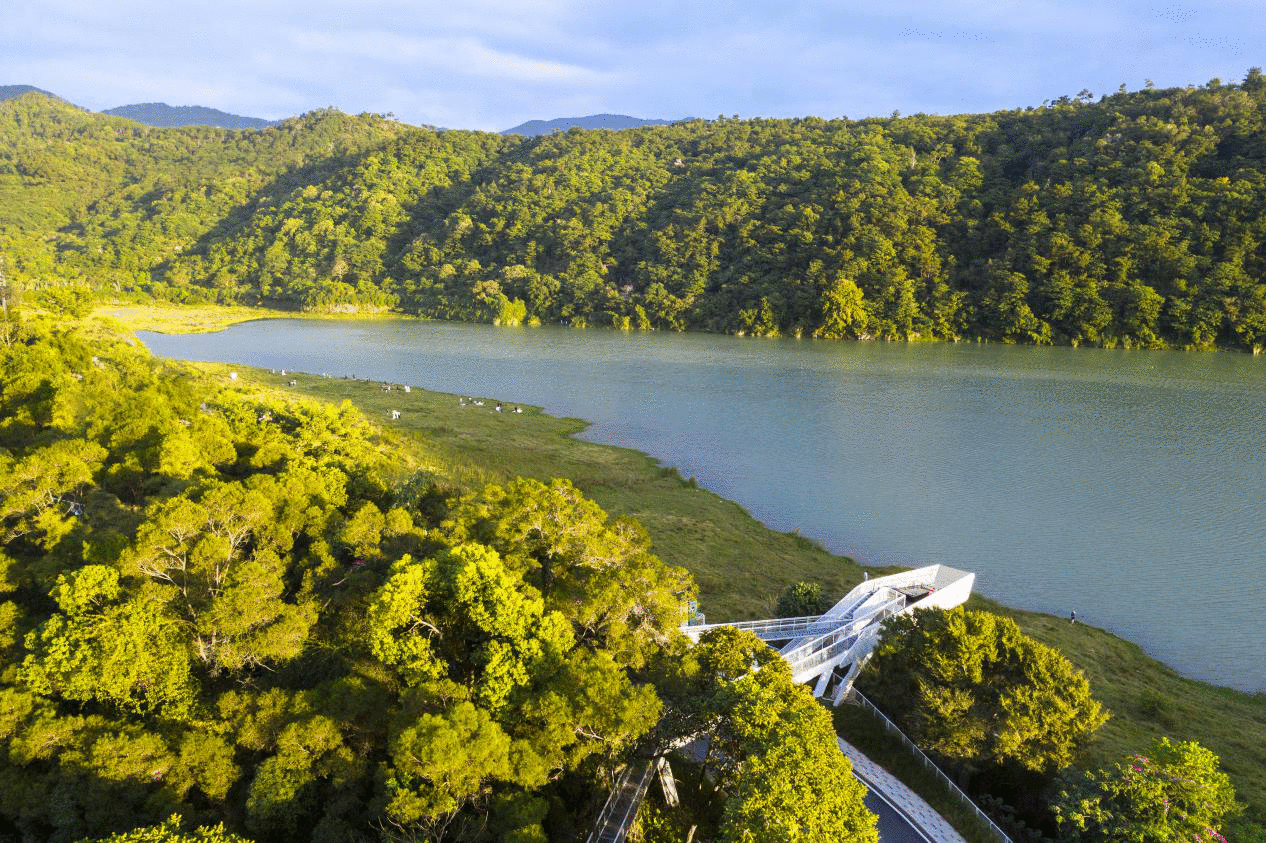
(0, 313, 696, 842)
(4, 73, 1266, 349)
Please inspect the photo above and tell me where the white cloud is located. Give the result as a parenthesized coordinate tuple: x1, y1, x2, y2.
(286, 29, 606, 85)
(3, 0, 1264, 129)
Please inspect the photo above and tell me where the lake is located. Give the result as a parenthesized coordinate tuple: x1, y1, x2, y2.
(141, 318, 1266, 692)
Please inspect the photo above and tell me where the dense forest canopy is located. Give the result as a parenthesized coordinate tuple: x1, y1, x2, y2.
(0, 313, 894, 842)
(4, 72, 1266, 349)
(0, 314, 686, 841)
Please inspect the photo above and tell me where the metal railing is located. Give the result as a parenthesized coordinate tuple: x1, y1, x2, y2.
(682, 613, 843, 642)
(780, 593, 902, 664)
(848, 690, 1014, 843)
(789, 601, 906, 684)
(824, 586, 876, 618)
(788, 632, 859, 679)
(584, 758, 656, 843)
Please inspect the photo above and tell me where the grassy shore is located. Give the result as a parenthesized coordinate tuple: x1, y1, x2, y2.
(212, 362, 867, 619)
(116, 305, 1266, 822)
(982, 598, 1266, 819)
(92, 303, 406, 334)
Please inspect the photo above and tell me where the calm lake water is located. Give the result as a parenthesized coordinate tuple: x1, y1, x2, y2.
(141, 319, 1266, 692)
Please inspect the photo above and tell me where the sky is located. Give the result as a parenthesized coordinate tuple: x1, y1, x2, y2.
(2, 0, 1262, 131)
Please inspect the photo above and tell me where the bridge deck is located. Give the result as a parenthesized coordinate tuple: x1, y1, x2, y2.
(585, 759, 655, 843)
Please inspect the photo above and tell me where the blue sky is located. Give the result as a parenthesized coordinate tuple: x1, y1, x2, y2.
(3, 0, 1261, 130)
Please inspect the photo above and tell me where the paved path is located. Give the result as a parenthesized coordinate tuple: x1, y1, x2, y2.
(838, 737, 969, 843)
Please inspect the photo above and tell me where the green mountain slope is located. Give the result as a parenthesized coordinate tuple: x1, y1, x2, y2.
(5, 75, 1266, 350)
(0, 94, 410, 294)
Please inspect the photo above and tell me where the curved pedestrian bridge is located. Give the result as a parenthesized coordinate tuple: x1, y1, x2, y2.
(682, 565, 975, 704)
(586, 566, 978, 843)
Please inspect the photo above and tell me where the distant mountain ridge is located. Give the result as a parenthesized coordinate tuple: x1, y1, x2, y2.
(6, 77, 1266, 354)
(501, 113, 681, 135)
(0, 84, 63, 103)
(102, 102, 276, 129)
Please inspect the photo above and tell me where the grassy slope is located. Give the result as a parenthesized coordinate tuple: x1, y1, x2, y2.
(92, 304, 401, 335)
(117, 308, 1266, 820)
(254, 362, 865, 619)
(981, 598, 1266, 816)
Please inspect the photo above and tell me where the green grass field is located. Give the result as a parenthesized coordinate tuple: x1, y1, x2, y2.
(120, 307, 1266, 823)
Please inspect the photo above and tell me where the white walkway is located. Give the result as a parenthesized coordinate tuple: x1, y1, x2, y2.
(683, 565, 975, 704)
(839, 737, 969, 843)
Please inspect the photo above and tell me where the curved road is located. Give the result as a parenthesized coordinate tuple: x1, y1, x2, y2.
(839, 736, 971, 843)
(867, 791, 931, 843)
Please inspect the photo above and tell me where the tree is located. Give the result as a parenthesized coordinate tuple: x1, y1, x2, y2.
(440, 477, 693, 668)
(245, 716, 358, 836)
(720, 729, 874, 843)
(815, 277, 871, 339)
(859, 607, 1108, 774)
(1054, 738, 1240, 843)
(384, 701, 513, 830)
(87, 816, 254, 842)
(680, 628, 878, 843)
(368, 542, 664, 834)
(0, 438, 106, 548)
(367, 546, 575, 709)
(774, 581, 831, 617)
(20, 566, 196, 718)
(125, 480, 319, 673)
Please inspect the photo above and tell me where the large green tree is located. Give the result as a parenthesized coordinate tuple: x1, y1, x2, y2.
(1054, 738, 1240, 843)
(367, 541, 664, 838)
(19, 565, 195, 717)
(440, 477, 694, 668)
(859, 607, 1108, 775)
(673, 627, 879, 843)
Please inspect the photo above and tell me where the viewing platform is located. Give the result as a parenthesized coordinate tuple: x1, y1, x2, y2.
(682, 564, 975, 704)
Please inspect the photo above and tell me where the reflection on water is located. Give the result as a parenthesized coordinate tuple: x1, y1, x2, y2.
(142, 319, 1266, 691)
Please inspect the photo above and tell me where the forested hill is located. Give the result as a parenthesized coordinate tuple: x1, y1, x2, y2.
(4, 74, 1266, 350)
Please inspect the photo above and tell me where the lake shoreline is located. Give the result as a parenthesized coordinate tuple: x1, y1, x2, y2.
(115, 305, 1263, 689)
(119, 306, 1266, 815)
(97, 301, 1266, 354)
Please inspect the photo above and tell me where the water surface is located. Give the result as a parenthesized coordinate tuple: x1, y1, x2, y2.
(141, 319, 1266, 691)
